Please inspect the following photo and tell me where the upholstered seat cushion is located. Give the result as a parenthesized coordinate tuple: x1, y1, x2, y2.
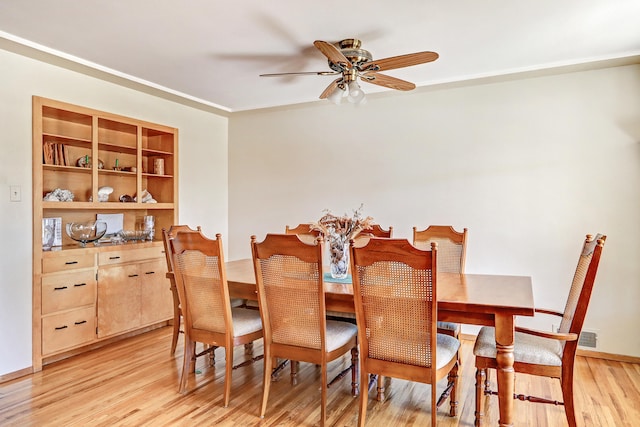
(231, 307, 263, 337)
(437, 321, 460, 333)
(473, 326, 563, 366)
(325, 320, 358, 351)
(436, 334, 461, 369)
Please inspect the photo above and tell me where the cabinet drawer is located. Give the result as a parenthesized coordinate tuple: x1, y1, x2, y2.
(43, 253, 95, 274)
(42, 270, 97, 315)
(99, 246, 165, 266)
(42, 307, 96, 355)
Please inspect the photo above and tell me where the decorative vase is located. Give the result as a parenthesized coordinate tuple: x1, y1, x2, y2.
(329, 238, 349, 279)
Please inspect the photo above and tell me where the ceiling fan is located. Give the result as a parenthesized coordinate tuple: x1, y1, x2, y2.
(260, 38, 439, 104)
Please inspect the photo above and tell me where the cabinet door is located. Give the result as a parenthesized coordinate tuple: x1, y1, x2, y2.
(97, 263, 141, 338)
(139, 258, 173, 326)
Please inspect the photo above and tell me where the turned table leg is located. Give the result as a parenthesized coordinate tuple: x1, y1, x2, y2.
(494, 314, 516, 427)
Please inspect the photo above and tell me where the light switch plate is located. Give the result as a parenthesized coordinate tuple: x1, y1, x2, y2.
(10, 185, 21, 202)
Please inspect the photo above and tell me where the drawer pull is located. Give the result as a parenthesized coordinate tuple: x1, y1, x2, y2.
(55, 325, 68, 330)
(109, 256, 121, 260)
(74, 320, 87, 325)
(65, 261, 79, 265)
(145, 271, 155, 275)
(53, 286, 68, 291)
(128, 274, 139, 278)
(74, 283, 87, 287)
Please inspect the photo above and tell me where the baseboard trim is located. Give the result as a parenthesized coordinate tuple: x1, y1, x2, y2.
(0, 366, 32, 384)
(576, 348, 640, 364)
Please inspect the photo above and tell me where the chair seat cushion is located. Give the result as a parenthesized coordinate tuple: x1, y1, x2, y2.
(231, 307, 263, 337)
(437, 321, 460, 333)
(436, 334, 461, 369)
(473, 326, 563, 366)
(325, 320, 358, 352)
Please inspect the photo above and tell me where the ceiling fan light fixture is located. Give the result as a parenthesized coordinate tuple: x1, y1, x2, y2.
(347, 80, 365, 104)
(327, 86, 345, 105)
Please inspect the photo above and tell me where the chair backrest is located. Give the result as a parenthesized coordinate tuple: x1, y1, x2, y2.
(559, 234, 606, 339)
(350, 238, 438, 369)
(169, 231, 232, 336)
(251, 233, 326, 350)
(162, 225, 202, 276)
(360, 224, 393, 238)
(285, 223, 323, 245)
(413, 225, 467, 273)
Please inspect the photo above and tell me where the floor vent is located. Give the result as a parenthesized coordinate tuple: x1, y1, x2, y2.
(578, 330, 598, 348)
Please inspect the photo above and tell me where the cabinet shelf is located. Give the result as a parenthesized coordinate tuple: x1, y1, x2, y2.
(33, 96, 178, 371)
(42, 201, 174, 210)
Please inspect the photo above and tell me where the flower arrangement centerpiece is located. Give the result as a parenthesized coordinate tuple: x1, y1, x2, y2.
(310, 204, 374, 279)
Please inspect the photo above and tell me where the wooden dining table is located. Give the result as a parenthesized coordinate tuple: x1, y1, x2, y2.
(225, 258, 535, 427)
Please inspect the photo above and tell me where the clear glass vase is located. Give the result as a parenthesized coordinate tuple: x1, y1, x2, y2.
(329, 238, 349, 279)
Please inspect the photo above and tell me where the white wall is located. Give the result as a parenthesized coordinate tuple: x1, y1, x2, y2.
(0, 47, 228, 376)
(229, 64, 640, 357)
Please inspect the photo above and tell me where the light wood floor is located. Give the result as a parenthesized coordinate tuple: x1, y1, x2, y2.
(1, 327, 639, 426)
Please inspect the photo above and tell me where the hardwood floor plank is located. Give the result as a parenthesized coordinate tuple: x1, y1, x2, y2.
(1, 327, 639, 426)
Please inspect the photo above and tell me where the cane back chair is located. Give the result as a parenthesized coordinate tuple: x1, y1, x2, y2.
(251, 233, 358, 426)
(413, 226, 468, 344)
(162, 224, 202, 355)
(350, 238, 460, 426)
(169, 231, 263, 406)
(473, 234, 606, 427)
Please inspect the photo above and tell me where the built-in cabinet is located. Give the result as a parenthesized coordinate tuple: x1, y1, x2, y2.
(32, 97, 178, 371)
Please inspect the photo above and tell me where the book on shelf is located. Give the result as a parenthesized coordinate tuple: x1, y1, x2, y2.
(43, 142, 71, 166)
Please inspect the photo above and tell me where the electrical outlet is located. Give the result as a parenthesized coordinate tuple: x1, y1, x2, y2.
(10, 185, 21, 202)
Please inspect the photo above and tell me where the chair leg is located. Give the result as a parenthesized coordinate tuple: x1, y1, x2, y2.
(223, 346, 233, 408)
(561, 366, 577, 427)
(376, 375, 385, 401)
(351, 345, 359, 397)
(431, 372, 437, 427)
(171, 312, 181, 355)
(259, 350, 273, 418)
(475, 368, 487, 427)
(449, 362, 459, 417)
(290, 360, 299, 385)
(244, 342, 253, 355)
(321, 363, 328, 426)
(358, 368, 369, 427)
(179, 339, 195, 393)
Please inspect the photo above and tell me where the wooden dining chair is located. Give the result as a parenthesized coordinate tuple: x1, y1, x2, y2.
(352, 224, 393, 247)
(473, 234, 606, 427)
(169, 230, 263, 406)
(413, 225, 467, 354)
(284, 222, 323, 244)
(350, 238, 460, 426)
(251, 233, 358, 426)
(162, 224, 202, 355)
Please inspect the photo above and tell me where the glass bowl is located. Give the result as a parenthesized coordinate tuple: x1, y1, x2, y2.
(119, 230, 151, 242)
(66, 220, 107, 247)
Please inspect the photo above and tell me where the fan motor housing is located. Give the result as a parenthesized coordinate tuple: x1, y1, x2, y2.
(328, 38, 373, 71)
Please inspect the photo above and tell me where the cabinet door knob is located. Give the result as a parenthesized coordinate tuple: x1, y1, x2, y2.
(53, 286, 68, 291)
(74, 283, 87, 287)
(145, 271, 155, 275)
(65, 261, 79, 265)
(55, 325, 68, 330)
(128, 274, 139, 278)
(109, 256, 121, 260)
(74, 320, 87, 325)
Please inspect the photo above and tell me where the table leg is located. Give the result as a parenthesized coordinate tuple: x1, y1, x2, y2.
(494, 314, 515, 427)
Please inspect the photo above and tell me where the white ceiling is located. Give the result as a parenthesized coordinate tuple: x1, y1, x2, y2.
(1, 1, 639, 112)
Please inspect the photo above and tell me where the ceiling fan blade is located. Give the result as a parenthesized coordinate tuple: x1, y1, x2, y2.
(260, 71, 339, 77)
(319, 78, 342, 99)
(313, 40, 352, 69)
(361, 73, 416, 91)
(360, 51, 439, 72)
